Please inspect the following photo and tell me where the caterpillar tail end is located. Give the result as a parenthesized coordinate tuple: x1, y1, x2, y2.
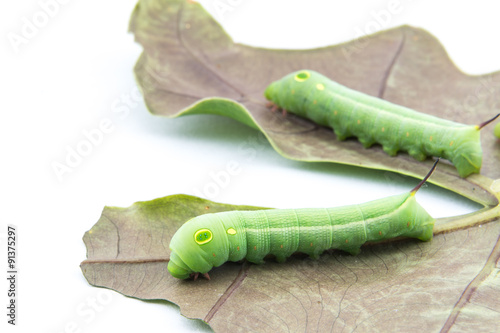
(416, 223, 434, 242)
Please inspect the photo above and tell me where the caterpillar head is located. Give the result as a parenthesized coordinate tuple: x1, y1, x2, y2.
(168, 214, 229, 279)
(265, 70, 325, 111)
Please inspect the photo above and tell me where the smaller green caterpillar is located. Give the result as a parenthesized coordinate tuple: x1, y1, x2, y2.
(265, 70, 499, 178)
(168, 160, 439, 280)
(495, 123, 500, 139)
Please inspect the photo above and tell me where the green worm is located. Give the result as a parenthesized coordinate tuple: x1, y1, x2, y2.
(168, 161, 439, 280)
(265, 70, 499, 178)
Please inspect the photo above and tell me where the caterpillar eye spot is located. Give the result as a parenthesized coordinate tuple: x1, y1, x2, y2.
(194, 229, 213, 245)
(294, 71, 311, 82)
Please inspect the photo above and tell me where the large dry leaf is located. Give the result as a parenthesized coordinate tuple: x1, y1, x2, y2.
(81, 0, 500, 331)
(130, 0, 500, 190)
(81, 192, 500, 332)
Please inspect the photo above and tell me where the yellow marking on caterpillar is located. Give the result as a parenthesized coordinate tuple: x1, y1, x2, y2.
(227, 228, 237, 235)
(316, 83, 325, 90)
(194, 229, 213, 245)
(294, 71, 311, 82)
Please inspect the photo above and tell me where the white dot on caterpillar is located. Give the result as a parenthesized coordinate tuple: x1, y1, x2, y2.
(316, 83, 325, 90)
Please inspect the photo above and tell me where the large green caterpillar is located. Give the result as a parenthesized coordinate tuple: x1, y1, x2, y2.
(168, 161, 439, 280)
(265, 70, 499, 178)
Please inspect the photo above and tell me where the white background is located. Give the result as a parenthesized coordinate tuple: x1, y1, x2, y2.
(2, 0, 499, 332)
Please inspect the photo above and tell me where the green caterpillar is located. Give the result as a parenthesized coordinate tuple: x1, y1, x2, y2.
(265, 70, 499, 178)
(495, 123, 500, 139)
(168, 161, 439, 280)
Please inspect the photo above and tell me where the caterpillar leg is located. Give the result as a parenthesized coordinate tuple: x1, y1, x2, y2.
(334, 129, 349, 141)
(190, 272, 211, 281)
(358, 136, 375, 148)
(408, 149, 427, 161)
(343, 247, 361, 256)
(309, 252, 321, 260)
(383, 145, 399, 156)
(275, 255, 287, 263)
(266, 101, 287, 116)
